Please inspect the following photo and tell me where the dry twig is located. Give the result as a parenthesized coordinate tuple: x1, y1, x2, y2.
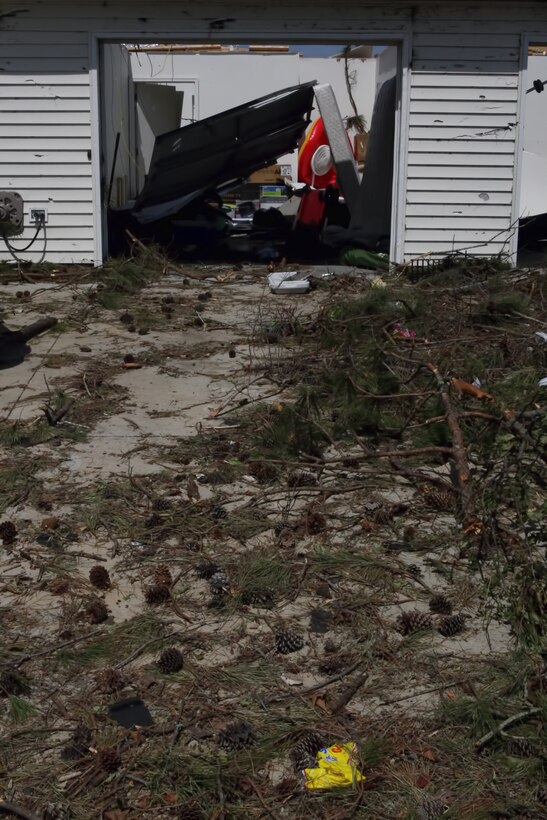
(426, 363, 473, 520)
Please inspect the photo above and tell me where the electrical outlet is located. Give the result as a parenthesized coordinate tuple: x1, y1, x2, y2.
(30, 208, 48, 224)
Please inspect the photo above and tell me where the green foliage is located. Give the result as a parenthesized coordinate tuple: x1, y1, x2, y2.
(257, 392, 326, 458)
(489, 561, 547, 651)
(8, 696, 36, 724)
(0, 418, 87, 449)
(412, 419, 451, 450)
(437, 690, 504, 738)
(328, 287, 395, 322)
(60, 641, 111, 668)
(491, 368, 541, 410)
(236, 551, 292, 596)
(0, 421, 50, 448)
(474, 290, 531, 325)
(96, 243, 169, 308)
(358, 735, 391, 768)
(0, 458, 39, 514)
(486, 290, 531, 316)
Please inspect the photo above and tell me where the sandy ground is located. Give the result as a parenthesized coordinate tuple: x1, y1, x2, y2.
(0, 264, 542, 820)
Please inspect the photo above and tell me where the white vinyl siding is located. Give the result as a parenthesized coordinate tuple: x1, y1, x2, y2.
(405, 15, 521, 260)
(0, 44, 93, 263)
(0, 1, 547, 263)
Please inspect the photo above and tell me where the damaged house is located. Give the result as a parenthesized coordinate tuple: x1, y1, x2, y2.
(1, 0, 547, 266)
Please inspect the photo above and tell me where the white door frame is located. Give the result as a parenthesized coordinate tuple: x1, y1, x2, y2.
(513, 34, 547, 261)
(511, 34, 531, 261)
(89, 31, 412, 266)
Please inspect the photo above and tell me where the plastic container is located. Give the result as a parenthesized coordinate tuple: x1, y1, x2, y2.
(268, 271, 310, 294)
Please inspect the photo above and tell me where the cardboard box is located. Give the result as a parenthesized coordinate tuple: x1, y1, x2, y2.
(249, 164, 282, 184)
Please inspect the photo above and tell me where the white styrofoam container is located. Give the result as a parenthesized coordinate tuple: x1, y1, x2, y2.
(268, 270, 310, 294)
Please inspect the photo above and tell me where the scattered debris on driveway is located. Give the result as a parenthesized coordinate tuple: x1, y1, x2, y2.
(0, 249, 545, 818)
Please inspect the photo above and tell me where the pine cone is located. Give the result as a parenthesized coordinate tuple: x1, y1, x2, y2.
(208, 593, 228, 610)
(178, 802, 205, 820)
(218, 719, 256, 751)
(98, 747, 121, 772)
(0, 668, 31, 697)
(145, 513, 162, 528)
(61, 724, 91, 760)
(152, 496, 171, 512)
(275, 629, 305, 654)
(318, 653, 352, 676)
(247, 461, 278, 482)
(290, 731, 325, 770)
(395, 610, 432, 636)
(429, 594, 452, 615)
(156, 647, 184, 674)
(89, 564, 111, 590)
(0, 520, 17, 544)
(438, 614, 466, 637)
(305, 510, 326, 535)
(200, 468, 230, 486)
(185, 541, 201, 552)
(277, 527, 296, 548)
(196, 560, 220, 579)
(372, 506, 393, 525)
(49, 577, 70, 595)
(506, 737, 536, 758)
(86, 598, 109, 624)
(421, 487, 454, 511)
(210, 504, 227, 520)
(209, 569, 229, 595)
(241, 589, 274, 608)
(145, 583, 171, 605)
(407, 564, 422, 578)
(153, 564, 173, 587)
(96, 667, 125, 693)
(287, 471, 317, 488)
(416, 797, 446, 820)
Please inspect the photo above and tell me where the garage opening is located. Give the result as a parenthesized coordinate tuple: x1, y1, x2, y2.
(98, 39, 404, 267)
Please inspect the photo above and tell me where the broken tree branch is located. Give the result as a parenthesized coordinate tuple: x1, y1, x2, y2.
(114, 632, 179, 669)
(264, 660, 362, 703)
(0, 803, 39, 820)
(475, 707, 540, 753)
(389, 457, 455, 492)
(426, 363, 473, 520)
(330, 672, 369, 715)
(381, 677, 475, 706)
(9, 628, 106, 669)
(502, 409, 547, 463)
(43, 397, 75, 426)
(346, 445, 454, 461)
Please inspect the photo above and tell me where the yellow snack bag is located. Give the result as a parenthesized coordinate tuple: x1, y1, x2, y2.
(303, 741, 364, 790)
